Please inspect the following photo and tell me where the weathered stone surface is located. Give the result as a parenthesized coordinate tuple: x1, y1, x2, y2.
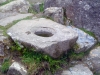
(7, 62, 27, 75)
(0, 13, 33, 26)
(67, 26, 97, 53)
(61, 64, 93, 75)
(7, 18, 78, 58)
(0, 12, 18, 20)
(44, 7, 64, 24)
(44, 0, 100, 42)
(0, 0, 30, 13)
(32, 2, 43, 13)
(0, 0, 7, 4)
(84, 46, 100, 72)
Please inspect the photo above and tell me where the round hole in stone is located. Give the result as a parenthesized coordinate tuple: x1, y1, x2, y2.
(33, 27, 55, 37)
(35, 31, 53, 37)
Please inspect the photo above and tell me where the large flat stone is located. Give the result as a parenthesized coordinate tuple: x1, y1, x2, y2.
(0, 13, 33, 26)
(61, 64, 93, 75)
(7, 18, 78, 58)
(44, 0, 100, 42)
(67, 26, 97, 53)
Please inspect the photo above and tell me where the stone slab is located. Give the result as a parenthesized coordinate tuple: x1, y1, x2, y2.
(7, 18, 78, 58)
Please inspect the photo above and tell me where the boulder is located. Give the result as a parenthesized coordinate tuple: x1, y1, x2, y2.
(67, 26, 97, 53)
(84, 46, 100, 72)
(44, 7, 64, 24)
(7, 18, 78, 58)
(44, 0, 100, 42)
(0, 0, 30, 13)
(61, 64, 93, 75)
(0, 13, 33, 26)
(7, 62, 27, 75)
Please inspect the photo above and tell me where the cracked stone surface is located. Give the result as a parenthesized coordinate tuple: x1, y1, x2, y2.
(7, 18, 78, 58)
(0, 13, 33, 26)
(67, 26, 97, 53)
(61, 64, 93, 75)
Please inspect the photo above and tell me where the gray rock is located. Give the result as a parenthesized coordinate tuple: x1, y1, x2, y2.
(7, 62, 27, 75)
(44, 0, 100, 42)
(0, 0, 30, 13)
(32, 2, 43, 13)
(44, 7, 64, 24)
(84, 46, 100, 72)
(67, 26, 97, 53)
(0, 13, 33, 26)
(7, 18, 78, 58)
(0, 0, 7, 4)
(61, 64, 93, 75)
(27, 0, 45, 4)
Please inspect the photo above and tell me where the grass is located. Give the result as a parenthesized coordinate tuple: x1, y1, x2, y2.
(1, 59, 11, 73)
(0, 0, 13, 6)
(67, 49, 85, 61)
(10, 41, 67, 74)
(39, 3, 44, 12)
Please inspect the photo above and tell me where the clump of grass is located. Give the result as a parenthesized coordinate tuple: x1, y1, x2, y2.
(39, 3, 44, 12)
(0, 0, 13, 6)
(1, 59, 11, 73)
(21, 49, 67, 74)
(67, 49, 85, 61)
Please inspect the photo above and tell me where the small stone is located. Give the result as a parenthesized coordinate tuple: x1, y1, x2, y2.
(0, 13, 33, 26)
(7, 18, 78, 58)
(61, 64, 93, 75)
(67, 26, 97, 53)
(44, 7, 64, 24)
(7, 62, 27, 75)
